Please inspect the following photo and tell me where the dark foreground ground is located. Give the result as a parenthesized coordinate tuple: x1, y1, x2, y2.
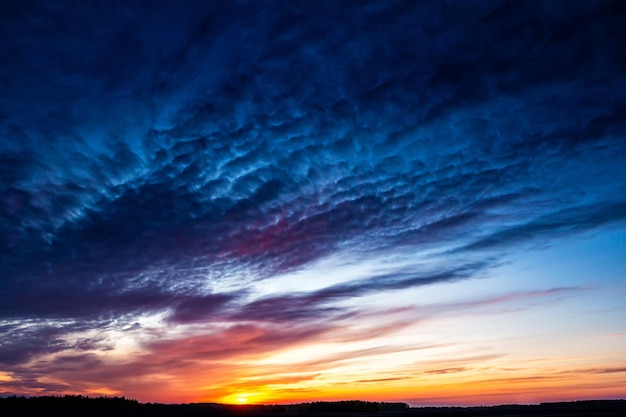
(0, 397, 624, 417)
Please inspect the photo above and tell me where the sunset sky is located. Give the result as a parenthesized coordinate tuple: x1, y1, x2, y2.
(1, 0, 625, 407)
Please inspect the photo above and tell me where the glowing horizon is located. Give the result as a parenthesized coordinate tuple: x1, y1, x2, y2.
(1, 0, 625, 407)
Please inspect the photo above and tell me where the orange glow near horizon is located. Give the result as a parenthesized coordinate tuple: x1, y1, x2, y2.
(2, 240, 624, 407)
(3, 316, 625, 407)
(3, 341, 625, 406)
(105, 319, 625, 406)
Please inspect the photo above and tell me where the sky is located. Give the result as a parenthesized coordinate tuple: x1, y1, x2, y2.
(1, 0, 625, 407)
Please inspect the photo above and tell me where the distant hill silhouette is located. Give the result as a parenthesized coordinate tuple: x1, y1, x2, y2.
(0, 396, 624, 417)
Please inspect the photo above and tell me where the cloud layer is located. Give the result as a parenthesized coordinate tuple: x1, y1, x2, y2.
(1, 0, 625, 403)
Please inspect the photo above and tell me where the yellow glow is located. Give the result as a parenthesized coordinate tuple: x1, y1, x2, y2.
(0, 372, 12, 382)
(88, 387, 121, 396)
(221, 392, 264, 405)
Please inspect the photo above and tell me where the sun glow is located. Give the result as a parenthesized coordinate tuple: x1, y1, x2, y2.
(221, 392, 260, 405)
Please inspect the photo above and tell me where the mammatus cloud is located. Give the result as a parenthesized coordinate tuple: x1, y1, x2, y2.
(1, 0, 625, 403)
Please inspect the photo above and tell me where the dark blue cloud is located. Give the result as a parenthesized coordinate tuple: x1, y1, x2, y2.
(0, 319, 112, 365)
(1, 0, 626, 368)
(229, 262, 487, 323)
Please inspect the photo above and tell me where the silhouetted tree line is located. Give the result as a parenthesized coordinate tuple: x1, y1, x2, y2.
(0, 397, 409, 417)
(289, 400, 406, 413)
(0, 397, 405, 417)
(0, 396, 624, 417)
(0, 395, 141, 417)
(400, 400, 626, 416)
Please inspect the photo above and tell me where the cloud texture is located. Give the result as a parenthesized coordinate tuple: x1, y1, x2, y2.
(1, 0, 625, 404)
